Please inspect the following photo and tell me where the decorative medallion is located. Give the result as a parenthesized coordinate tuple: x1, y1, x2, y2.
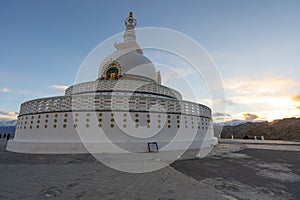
(103, 61, 122, 80)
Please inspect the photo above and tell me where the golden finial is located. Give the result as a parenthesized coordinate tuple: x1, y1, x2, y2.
(125, 11, 136, 30)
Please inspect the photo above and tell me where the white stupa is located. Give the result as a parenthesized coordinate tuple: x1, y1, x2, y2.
(7, 12, 217, 154)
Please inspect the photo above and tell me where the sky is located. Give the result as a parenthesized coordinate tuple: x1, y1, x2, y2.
(0, 0, 299, 122)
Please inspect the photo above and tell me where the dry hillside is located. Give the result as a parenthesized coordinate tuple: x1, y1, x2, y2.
(219, 117, 300, 141)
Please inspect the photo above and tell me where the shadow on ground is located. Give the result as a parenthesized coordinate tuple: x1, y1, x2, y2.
(172, 148, 300, 200)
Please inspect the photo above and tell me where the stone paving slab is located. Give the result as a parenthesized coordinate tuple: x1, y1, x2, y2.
(1, 163, 230, 200)
(172, 148, 300, 200)
(3, 140, 298, 200)
(0, 141, 233, 200)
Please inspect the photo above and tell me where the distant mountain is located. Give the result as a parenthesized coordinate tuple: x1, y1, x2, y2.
(215, 119, 249, 127)
(215, 119, 267, 127)
(0, 120, 16, 138)
(217, 117, 300, 141)
(0, 120, 17, 127)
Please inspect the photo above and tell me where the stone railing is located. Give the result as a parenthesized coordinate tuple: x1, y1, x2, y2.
(19, 94, 212, 118)
(65, 80, 182, 100)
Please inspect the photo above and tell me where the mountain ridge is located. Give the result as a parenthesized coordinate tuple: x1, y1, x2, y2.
(0, 120, 16, 138)
(218, 117, 300, 141)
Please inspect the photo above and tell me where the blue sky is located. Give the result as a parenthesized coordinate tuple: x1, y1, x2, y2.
(0, 0, 299, 121)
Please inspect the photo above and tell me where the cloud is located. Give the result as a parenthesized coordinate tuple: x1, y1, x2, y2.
(160, 66, 194, 83)
(201, 98, 237, 106)
(228, 110, 298, 122)
(291, 95, 300, 109)
(0, 87, 30, 94)
(1, 87, 10, 93)
(50, 85, 69, 93)
(51, 85, 69, 90)
(0, 110, 18, 121)
(225, 78, 299, 97)
(0, 110, 18, 116)
(292, 95, 300, 102)
(243, 113, 259, 120)
(226, 99, 237, 105)
(223, 78, 300, 113)
(208, 49, 300, 122)
(213, 112, 231, 117)
(0, 115, 16, 121)
(213, 112, 232, 123)
(149, 52, 197, 84)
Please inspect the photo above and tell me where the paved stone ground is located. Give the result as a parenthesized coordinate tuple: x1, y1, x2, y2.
(172, 148, 300, 200)
(0, 141, 231, 200)
(1, 140, 299, 200)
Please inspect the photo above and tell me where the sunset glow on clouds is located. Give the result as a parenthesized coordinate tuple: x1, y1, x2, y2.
(220, 78, 300, 122)
(203, 76, 300, 122)
(292, 96, 300, 110)
(50, 85, 69, 93)
(0, 110, 18, 121)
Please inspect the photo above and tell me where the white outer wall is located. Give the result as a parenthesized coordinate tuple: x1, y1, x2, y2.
(7, 111, 217, 154)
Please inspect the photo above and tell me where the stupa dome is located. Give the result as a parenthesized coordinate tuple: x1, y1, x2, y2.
(98, 11, 158, 82)
(99, 51, 156, 81)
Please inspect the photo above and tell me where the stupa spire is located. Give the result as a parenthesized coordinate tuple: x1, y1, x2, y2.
(114, 12, 142, 54)
(125, 12, 137, 30)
